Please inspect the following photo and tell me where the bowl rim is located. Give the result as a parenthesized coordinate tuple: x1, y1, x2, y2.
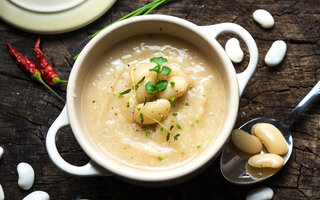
(67, 14, 239, 182)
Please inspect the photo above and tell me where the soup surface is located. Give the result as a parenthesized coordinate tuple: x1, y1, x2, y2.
(81, 34, 225, 169)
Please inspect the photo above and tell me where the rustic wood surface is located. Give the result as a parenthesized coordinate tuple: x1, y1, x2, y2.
(0, 0, 319, 199)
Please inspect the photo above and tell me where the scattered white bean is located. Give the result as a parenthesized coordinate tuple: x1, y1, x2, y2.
(248, 153, 284, 168)
(0, 184, 4, 200)
(225, 38, 244, 63)
(17, 162, 35, 190)
(0, 147, 3, 160)
(253, 9, 274, 29)
(22, 191, 50, 200)
(264, 40, 287, 67)
(231, 129, 263, 154)
(246, 187, 274, 200)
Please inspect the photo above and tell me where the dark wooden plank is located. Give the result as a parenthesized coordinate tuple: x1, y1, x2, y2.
(0, 0, 319, 199)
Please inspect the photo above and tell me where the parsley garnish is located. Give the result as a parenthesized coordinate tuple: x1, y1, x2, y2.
(170, 97, 175, 103)
(158, 156, 163, 161)
(170, 81, 175, 87)
(127, 59, 180, 142)
(189, 84, 194, 89)
(195, 119, 199, 124)
(145, 57, 171, 94)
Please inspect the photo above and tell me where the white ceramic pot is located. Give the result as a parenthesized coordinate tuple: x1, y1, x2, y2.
(46, 15, 258, 186)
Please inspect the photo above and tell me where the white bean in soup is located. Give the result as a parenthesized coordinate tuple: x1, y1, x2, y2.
(81, 34, 225, 168)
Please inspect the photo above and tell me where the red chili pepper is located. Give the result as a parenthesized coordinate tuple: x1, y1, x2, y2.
(5, 43, 65, 102)
(35, 38, 68, 85)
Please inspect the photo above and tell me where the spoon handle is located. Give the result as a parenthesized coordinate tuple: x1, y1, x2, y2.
(283, 80, 320, 127)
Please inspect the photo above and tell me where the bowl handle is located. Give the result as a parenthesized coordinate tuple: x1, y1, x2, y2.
(200, 23, 258, 96)
(46, 105, 111, 176)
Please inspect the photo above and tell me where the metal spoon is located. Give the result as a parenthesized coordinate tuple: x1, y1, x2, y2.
(220, 80, 320, 184)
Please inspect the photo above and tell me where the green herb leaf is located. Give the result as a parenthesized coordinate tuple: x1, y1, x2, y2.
(176, 123, 182, 129)
(146, 131, 150, 136)
(160, 127, 164, 131)
(117, 88, 131, 97)
(150, 57, 168, 67)
(144, 96, 147, 106)
(170, 119, 175, 123)
(137, 76, 145, 87)
(157, 156, 163, 161)
(140, 113, 144, 124)
(170, 81, 175, 87)
(145, 81, 157, 94)
(161, 114, 164, 120)
(173, 134, 180, 141)
(149, 65, 160, 73)
(160, 66, 171, 75)
(170, 125, 174, 130)
(197, 145, 201, 149)
(170, 97, 175, 103)
(189, 84, 194, 89)
(195, 119, 199, 124)
(172, 113, 178, 116)
(157, 80, 168, 91)
(166, 132, 170, 141)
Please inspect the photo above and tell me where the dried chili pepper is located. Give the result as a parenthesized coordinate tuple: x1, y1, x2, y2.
(35, 38, 68, 85)
(5, 43, 65, 102)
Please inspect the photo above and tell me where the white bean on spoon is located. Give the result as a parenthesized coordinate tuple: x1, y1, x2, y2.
(253, 9, 274, 29)
(246, 187, 274, 200)
(264, 40, 287, 67)
(17, 162, 35, 190)
(225, 38, 244, 63)
(0, 184, 4, 200)
(22, 191, 50, 200)
(0, 146, 3, 160)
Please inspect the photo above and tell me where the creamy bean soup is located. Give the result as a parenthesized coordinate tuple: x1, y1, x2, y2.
(81, 34, 225, 169)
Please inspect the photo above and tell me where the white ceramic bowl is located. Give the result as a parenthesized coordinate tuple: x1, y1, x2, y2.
(46, 15, 258, 186)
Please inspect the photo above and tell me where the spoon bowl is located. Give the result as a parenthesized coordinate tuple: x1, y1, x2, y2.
(220, 80, 320, 184)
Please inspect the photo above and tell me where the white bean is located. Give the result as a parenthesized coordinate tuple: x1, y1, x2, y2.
(158, 76, 188, 100)
(0, 184, 4, 200)
(231, 129, 263, 154)
(132, 62, 157, 103)
(252, 123, 288, 155)
(22, 191, 50, 200)
(246, 187, 274, 200)
(0, 147, 3, 160)
(264, 40, 287, 67)
(133, 99, 171, 124)
(248, 153, 284, 168)
(225, 38, 244, 63)
(253, 9, 274, 29)
(17, 162, 35, 190)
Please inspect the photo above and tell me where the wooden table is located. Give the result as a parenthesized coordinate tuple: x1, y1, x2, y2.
(1, 0, 319, 199)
